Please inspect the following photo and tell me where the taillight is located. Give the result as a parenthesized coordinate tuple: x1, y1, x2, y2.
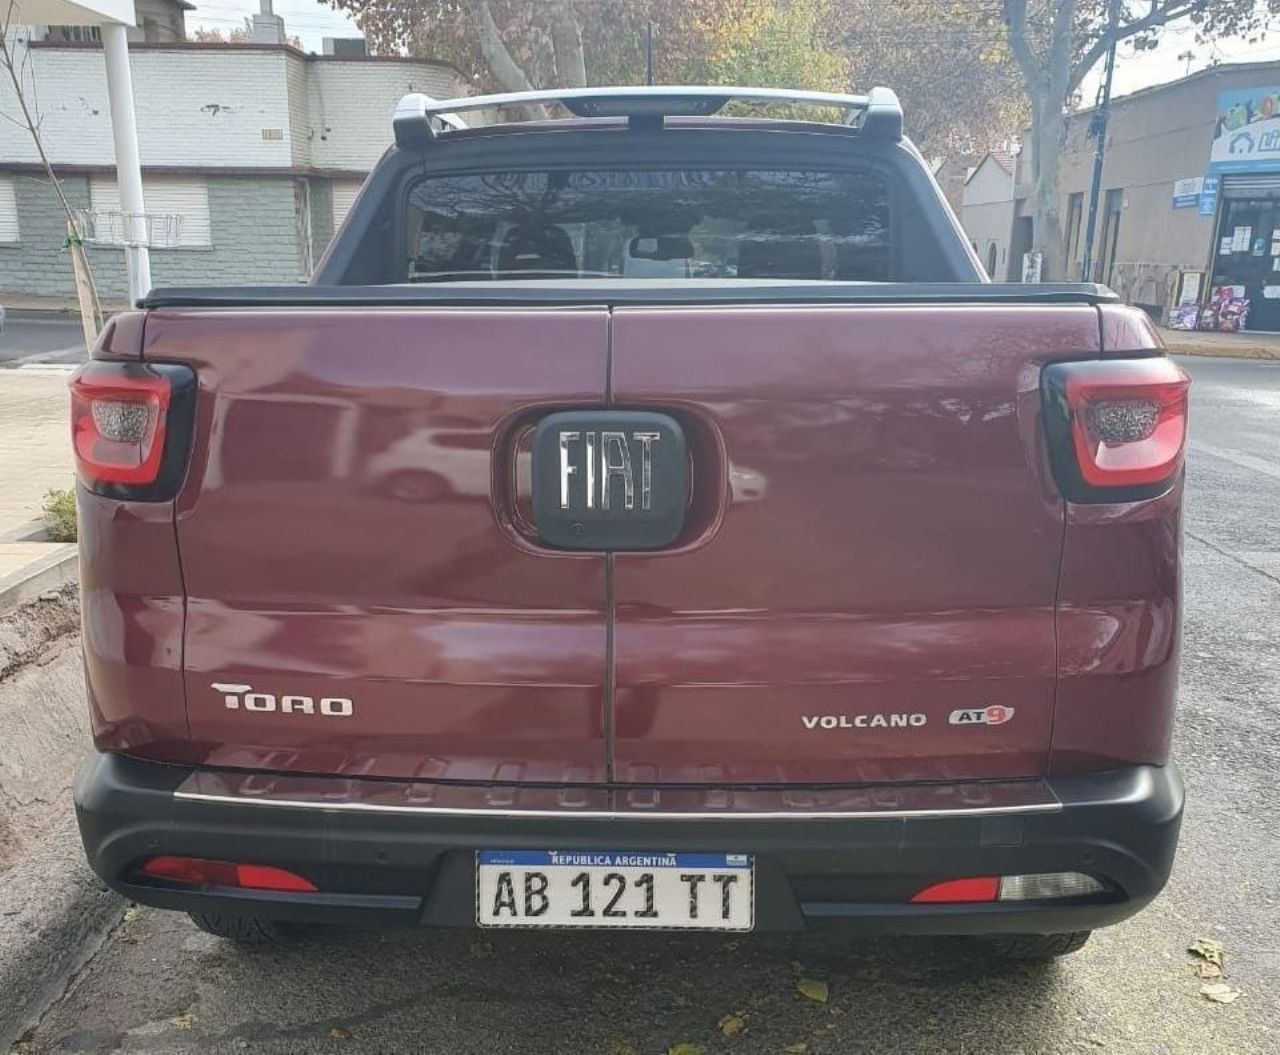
(910, 872, 1105, 904)
(1042, 357, 1190, 502)
(137, 855, 318, 893)
(69, 362, 195, 499)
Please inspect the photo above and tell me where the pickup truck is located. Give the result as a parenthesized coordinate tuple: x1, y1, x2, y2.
(72, 85, 1186, 960)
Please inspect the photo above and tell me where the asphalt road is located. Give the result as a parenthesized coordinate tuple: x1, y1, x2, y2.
(0, 319, 86, 367)
(15, 355, 1280, 1055)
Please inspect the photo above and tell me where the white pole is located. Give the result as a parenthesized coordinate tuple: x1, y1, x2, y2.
(101, 22, 151, 305)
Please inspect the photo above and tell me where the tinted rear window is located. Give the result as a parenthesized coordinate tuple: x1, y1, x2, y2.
(404, 169, 891, 283)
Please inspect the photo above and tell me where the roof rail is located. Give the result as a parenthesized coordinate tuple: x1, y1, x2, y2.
(391, 95, 469, 148)
(392, 85, 903, 148)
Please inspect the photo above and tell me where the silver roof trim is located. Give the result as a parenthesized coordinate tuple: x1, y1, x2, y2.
(392, 84, 904, 148)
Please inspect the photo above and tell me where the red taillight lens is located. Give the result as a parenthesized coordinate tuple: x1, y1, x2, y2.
(138, 855, 317, 892)
(909, 876, 1000, 904)
(70, 366, 171, 486)
(1043, 358, 1190, 500)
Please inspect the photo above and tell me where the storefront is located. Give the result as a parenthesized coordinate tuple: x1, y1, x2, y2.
(1202, 86, 1280, 332)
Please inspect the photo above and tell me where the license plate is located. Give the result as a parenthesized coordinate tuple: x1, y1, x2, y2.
(476, 850, 754, 930)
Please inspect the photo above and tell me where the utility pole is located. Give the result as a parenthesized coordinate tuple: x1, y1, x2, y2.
(1080, 0, 1119, 283)
(645, 21, 655, 85)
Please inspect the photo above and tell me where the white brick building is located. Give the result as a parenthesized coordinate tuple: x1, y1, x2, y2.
(0, 34, 468, 302)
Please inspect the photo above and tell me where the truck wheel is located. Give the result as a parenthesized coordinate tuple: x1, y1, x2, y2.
(187, 911, 291, 946)
(985, 931, 1092, 960)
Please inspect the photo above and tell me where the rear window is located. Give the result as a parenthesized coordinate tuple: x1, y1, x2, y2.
(404, 169, 891, 283)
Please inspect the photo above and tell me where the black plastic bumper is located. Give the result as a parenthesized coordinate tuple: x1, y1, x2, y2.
(75, 753, 1183, 936)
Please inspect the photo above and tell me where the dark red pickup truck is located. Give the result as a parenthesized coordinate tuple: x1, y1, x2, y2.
(72, 86, 1186, 959)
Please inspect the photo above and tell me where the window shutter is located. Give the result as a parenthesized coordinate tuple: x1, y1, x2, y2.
(0, 178, 19, 243)
(331, 181, 363, 229)
(88, 177, 211, 247)
(1222, 174, 1280, 199)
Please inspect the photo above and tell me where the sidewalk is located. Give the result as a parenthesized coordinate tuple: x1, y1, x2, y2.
(1160, 327, 1280, 359)
(0, 370, 75, 592)
(2, 294, 130, 317)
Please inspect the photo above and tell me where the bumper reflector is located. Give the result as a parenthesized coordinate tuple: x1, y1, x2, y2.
(911, 871, 1103, 904)
(138, 855, 317, 893)
(910, 876, 999, 903)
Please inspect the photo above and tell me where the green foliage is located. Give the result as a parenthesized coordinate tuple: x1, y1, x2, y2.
(41, 488, 76, 543)
(691, 0, 850, 94)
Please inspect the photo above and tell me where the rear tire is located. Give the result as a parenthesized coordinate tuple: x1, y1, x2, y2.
(985, 931, 1092, 960)
(187, 911, 291, 946)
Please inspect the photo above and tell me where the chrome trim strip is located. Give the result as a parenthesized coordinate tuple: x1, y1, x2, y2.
(173, 789, 1062, 821)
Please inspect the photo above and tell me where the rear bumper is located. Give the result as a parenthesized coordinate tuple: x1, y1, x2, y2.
(75, 753, 1182, 936)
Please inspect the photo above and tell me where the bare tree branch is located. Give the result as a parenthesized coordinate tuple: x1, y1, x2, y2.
(0, 6, 102, 330)
(1003, 1, 1040, 91)
(1067, 0, 1204, 93)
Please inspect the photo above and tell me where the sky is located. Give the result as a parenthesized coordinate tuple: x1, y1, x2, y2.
(187, 0, 1280, 96)
(188, 0, 359, 49)
(1102, 17, 1280, 98)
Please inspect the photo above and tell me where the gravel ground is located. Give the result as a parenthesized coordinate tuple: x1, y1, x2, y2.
(13, 356, 1280, 1055)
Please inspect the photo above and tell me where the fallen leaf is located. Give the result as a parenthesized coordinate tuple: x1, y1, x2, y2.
(469, 941, 492, 958)
(1201, 982, 1241, 1004)
(1194, 961, 1223, 979)
(1188, 937, 1226, 970)
(168, 1012, 194, 1030)
(667, 1045, 705, 1055)
(783, 1045, 808, 1054)
(123, 906, 143, 923)
(607, 1043, 638, 1055)
(796, 978, 829, 1004)
(329, 1026, 353, 1040)
(718, 1013, 746, 1037)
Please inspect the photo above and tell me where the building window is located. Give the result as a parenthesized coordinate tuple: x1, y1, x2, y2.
(1064, 192, 1083, 275)
(331, 181, 363, 230)
(49, 25, 102, 42)
(0, 177, 19, 244)
(1096, 189, 1123, 285)
(89, 177, 212, 248)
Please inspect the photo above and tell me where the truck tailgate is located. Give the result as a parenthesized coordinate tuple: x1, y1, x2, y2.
(148, 301, 1100, 785)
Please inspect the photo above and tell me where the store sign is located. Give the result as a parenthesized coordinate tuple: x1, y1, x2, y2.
(1210, 87, 1280, 174)
(1199, 174, 1220, 216)
(1173, 176, 1203, 208)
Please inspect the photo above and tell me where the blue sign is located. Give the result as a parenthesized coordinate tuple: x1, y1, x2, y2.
(1210, 87, 1280, 174)
(1199, 174, 1220, 217)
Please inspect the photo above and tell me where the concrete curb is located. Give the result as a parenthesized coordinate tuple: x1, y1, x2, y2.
(1160, 329, 1280, 360)
(0, 814, 124, 1049)
(0, 545, 78, 618)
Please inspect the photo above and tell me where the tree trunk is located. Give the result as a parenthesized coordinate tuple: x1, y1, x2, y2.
(1005, 0, 1075, 281)
(1028, 98, 1067, 281)
(550, 4, 586, 88)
